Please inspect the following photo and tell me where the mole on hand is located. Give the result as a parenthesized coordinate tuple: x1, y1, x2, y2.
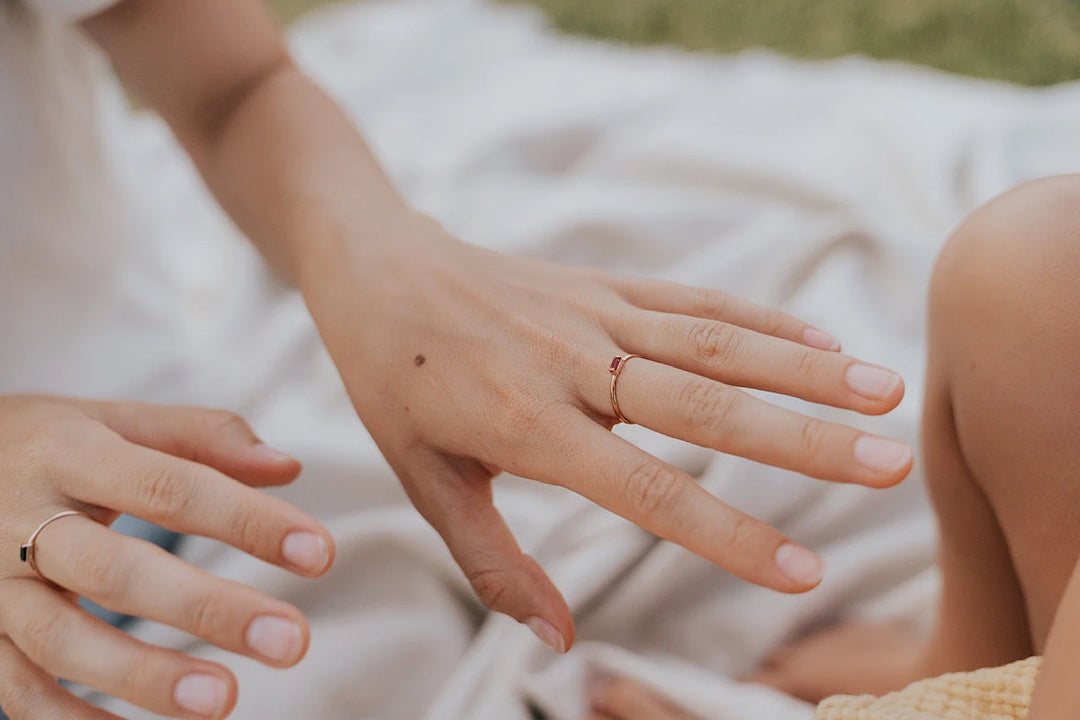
(414, 354, 426, 367)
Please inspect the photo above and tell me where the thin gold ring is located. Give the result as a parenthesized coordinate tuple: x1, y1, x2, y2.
(609, 354, 641, 425)
(19, 510, 85, 580)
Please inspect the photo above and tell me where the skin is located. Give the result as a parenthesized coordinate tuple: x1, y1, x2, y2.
(0, 1, 917, 717)
(0, 395, 335, 720)
(590, 175, 1080, 720)
(83, 0, 914, 643)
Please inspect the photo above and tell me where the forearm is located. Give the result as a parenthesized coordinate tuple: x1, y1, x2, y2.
(83, 0, 414, 287)
(176, 60, 412, 285)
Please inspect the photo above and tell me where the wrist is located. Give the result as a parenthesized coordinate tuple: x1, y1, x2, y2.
(292, 204, 467, 317)
(291, 200, 426, 292)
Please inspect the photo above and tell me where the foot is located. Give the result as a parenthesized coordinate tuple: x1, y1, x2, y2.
(747, 622, 925, 704)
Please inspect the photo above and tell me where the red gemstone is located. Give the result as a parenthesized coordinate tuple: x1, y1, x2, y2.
(609, 356, 622, 373)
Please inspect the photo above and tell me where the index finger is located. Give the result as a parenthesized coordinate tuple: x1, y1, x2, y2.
(517, 414, 824, 592)
(55, 427, 335, 577)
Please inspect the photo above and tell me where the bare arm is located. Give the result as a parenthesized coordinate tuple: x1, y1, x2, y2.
(83, 0, 406, 284)
(82, 0, 912, 657)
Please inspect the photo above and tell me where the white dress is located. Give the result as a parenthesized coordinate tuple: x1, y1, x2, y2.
(0, 0, 193, 402)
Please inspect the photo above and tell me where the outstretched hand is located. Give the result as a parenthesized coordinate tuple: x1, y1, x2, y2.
(83, 0, 911, 656)
(303, 216, 912, 652)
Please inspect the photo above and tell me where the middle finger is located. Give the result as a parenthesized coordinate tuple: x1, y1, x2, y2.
(611, 310, 904, 414)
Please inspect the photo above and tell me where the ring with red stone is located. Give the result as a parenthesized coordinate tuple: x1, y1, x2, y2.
(608, 354, 641, 425)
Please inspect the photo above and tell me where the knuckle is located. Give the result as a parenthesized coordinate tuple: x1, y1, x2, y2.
(501, 389, 556, 443)
(230, 503, 272, 556)
(202, 408, 251, 438)
(623, 461, 685, 517)
(467, 567, 513, 612)
(79, 547, 130, 604)
(17, 418, 87, 475)
(688, 320, 741, 365)
(113, 648, 161, 703)
(799, 418, 829, 462)
(693, 287, 727, 319)
(19, 612, 68, 666)
(794, 348, 825, 382)
(724, 512, 763, 559)
(761, 307, 787, 337)
(0, 677, 41, 718)
(134, 466, 190, 519)
(677, 380, 738, 434)
(186, 588, 234, 641)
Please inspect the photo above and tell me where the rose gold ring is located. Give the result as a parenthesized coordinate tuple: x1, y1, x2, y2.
(609, 354, 641, 425)
(19, 510, 85, 580)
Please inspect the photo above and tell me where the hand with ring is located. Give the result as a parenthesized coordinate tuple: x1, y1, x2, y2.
(0, 394, 335, 720)
(301, 216, 912, 653)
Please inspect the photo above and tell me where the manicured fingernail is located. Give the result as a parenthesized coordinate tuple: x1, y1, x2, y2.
(525, 616, 566, 653)
(775, 543, 824, 585)
(281, 531, 330, 573)
(803, 327, 841, 351)
(252, 443, 295, 463)
(245, 615, 304, 663)
(845, 364, 901, 400)
(854, 435, 912, 473)
(174, 673, 228, 717)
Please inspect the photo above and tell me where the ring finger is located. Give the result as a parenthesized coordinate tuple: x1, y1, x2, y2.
(28, 512, 309, 668)
(0, 578, 237, 720)
(591, 357, 912, 487)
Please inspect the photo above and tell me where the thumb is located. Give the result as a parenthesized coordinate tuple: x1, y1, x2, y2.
(397, 448, 574, 653)
(82, 400, 302, 487)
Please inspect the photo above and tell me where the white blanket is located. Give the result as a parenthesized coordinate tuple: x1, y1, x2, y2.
(90, 1, 1080, 717)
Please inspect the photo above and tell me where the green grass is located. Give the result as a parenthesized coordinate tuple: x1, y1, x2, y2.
(269, 0, 1080, 86)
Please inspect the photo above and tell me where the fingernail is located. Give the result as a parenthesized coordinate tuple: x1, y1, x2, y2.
(281, 531, 330, 573)
(803, 327, 841, 351)
(174, 673, 228, 718)
(245, 615, 304, 664)
(854, 435, 912, 474)
(252, 443, 295, 464)
(525, 616, 566, 653)
(775, 543, 824, 585)
(845, 364, 901, 400)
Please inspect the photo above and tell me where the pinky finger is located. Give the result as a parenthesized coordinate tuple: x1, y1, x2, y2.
(0, 637, 123, 720)
(609, 276, 841, 351)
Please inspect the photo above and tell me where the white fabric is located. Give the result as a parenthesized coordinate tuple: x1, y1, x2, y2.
(6, 0, 1080, 718)
(22, 0, 117, 22)
(0, 0, 190, 402)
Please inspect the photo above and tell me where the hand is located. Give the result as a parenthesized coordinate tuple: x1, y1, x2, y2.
(300, 214, 912, 652)
(588, 678, 701, 720)
(0, 395, 335, 720)
(748, 622, 924, 703)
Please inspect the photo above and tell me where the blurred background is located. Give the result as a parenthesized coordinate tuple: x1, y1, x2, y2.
(268, 0, 1080, 86)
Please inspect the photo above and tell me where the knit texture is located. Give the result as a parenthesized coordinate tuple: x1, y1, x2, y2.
(814, 657, 1041, 720)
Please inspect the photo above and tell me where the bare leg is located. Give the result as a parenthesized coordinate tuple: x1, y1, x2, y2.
(752, 175, 1080, 703)
(923, 174, 1080, 658)
(588, 175, 1080, 718)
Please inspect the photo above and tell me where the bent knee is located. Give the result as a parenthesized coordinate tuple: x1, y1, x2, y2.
(930, 175, 1080, 335)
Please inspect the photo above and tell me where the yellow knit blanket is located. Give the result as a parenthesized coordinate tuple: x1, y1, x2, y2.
(814, 657, 1041, 720)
